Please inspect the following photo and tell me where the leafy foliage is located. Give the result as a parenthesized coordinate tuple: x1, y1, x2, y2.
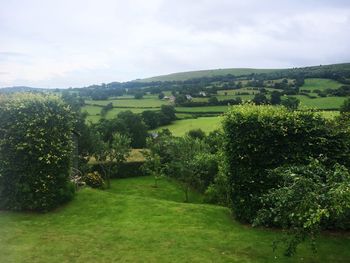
(254, 160, 350, 256)
(0, 93, 75, 211)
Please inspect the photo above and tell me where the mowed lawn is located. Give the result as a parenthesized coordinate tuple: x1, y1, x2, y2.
(1, 176, 350, 263)
(301, 78, 343, 91)
(153, 116, 223, 136)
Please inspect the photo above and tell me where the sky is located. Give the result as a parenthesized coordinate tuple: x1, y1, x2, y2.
(1, 0, 350, 88)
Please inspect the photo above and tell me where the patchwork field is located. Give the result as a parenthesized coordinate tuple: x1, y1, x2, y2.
(1, 176, 349, 263)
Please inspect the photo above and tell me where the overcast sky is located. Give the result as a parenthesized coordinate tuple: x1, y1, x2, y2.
(1, 0, 350, 88)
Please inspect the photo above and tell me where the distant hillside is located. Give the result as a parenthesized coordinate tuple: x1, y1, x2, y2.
(139, 68, 282, 82)
(138, 63, 350, 82)
(0, 86, 43, 93)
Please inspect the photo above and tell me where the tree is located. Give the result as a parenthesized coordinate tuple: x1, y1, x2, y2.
(160, 105, 176, 121)
(252, 93, 269, 105)
(158, 92, 165, 99)
(142, 150, 163, 187)
(101, 102, 113, 117)
(142, 110, 160, 129)
(270, 91, 282, 105)
(117, 111, 148, 148)
(208, 96, 219, 105)
(134, 92, 144, 99)
(281, 97, 300, 110)
(93, 133, 131, 188)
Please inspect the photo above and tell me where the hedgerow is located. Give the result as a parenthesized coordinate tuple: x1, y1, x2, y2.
(222, 104, 350, 222)
(0, 93, 75, 212)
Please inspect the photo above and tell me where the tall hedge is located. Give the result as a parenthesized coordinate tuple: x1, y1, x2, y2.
(0, 93, 75, 211)
(222, 105, 350, 222)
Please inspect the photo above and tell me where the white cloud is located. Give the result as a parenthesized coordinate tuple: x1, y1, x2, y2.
(0, 0, 349, 87)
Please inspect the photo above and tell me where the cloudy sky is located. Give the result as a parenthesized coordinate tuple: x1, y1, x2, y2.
(1, 0, 350, 88)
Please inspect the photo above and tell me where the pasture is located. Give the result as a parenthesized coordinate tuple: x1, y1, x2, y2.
(85, 98, 170, 108)
(153, 116, 223, 136)
(301, 78, 343, 91)
(293, 95, 347, 109)
(1, 176, 349, 263)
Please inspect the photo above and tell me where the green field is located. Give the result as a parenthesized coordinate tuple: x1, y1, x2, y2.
(175, 106, 230, 113)
(301, 78, 343, 91)
(293, 95, 347, 109)
(1, 176, 349, 263)
(140, 68, 282, 82)
(85, 98, 169, 108)
(153, 116, 223, 136)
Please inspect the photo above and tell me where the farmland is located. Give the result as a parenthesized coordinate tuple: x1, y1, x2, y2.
(152, 116, 223, 136)
(1, 176, 350, 263)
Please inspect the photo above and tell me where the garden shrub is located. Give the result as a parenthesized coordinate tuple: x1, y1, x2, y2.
(222, 104, 350, 222)
(84, 171, 104, 188)
(254, 160, 350, 256)
(0, 93, 75, 212)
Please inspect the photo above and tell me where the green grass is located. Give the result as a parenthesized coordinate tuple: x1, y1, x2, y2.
(301, 78, 343, 91)
(1, 176, 350, 263)
(175, 106, 230, 113)
(153, 116, 223, 136)
(85, 98, 169, 108)
(292, 95, 347, 109)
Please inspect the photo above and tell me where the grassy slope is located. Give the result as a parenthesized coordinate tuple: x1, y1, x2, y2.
(153, 116, 223, 136)
(293, 95, 347, 109)
(140, 68, 282, 82)
(1, 176, 350, 263)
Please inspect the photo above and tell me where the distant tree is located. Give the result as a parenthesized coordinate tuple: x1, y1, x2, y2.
(101, 102, 113, 117)
(134, 92, 144, 99)
(158, 92, 165, 99)
(175, 94, 187, 105)
(281, 97, 300, 110)
(208, 96, 219, 105)
(117, 111, 148, 148)
(142, 110, 160, 129)
(252, 93, 269, 105)
(160, 105, 176, 121)
(270, 91, 282, 105)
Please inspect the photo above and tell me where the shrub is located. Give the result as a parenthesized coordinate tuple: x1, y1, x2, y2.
(222, 104, 350, 222)
(0, 93, 75, 212)
(84, 171, 104, 188)
(254, 160, 350, 256)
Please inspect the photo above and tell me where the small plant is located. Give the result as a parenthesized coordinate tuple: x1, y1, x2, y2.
(84, 171, 104, 188)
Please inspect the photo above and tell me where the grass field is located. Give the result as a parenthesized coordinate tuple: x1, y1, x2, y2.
(1, 176, 350, 263)
(293, 95, 347, 109)
(153, 116, 223, 136)
(85, 98, 169, 108)
(175, 106, 230, 113)
(301, 78, 343, 91)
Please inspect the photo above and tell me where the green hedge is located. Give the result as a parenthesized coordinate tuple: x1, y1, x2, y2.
(222, 104, 350, 223)
(91, 161, 145, 178)
(0, 94, 75, 212)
